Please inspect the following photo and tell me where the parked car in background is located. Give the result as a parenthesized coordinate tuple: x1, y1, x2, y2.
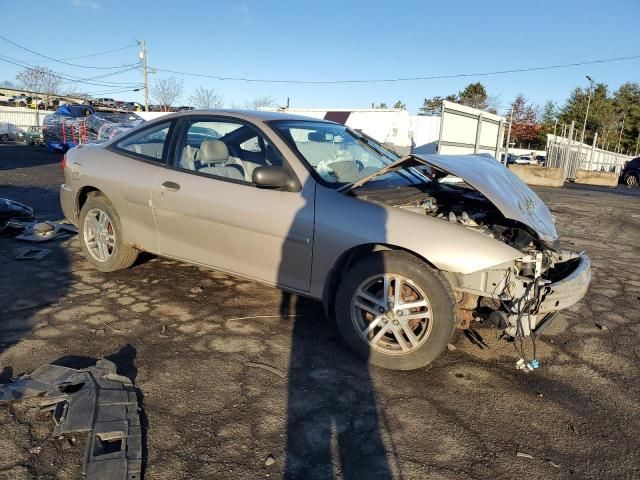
(59, 110, 591, 371)
(0, 122, 23, 141)
(620, 157, 640, 186)
(513, 155, 538, 165)
(9, 95, 32, 107)
(21, 126, 44, 145)
(0, 92, 12, 106)
(94, 98, 117, 108)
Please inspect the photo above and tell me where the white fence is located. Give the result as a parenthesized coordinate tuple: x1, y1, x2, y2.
(0, 105, 53, 130)
(546, 133, 631, 179)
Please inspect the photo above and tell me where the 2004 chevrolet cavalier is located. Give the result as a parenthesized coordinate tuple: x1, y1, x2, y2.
(60, 110, 590, 370)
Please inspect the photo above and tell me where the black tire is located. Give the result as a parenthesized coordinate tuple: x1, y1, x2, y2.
(624, 173, 638, 187)
(0, 134, 8, 142)
(335, 250, 456, 370)
(78, 193, 138, 272)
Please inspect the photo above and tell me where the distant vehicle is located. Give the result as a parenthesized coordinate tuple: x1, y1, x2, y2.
(9, 95, 32, 107)
(94, 98, 117, 108)
(0, 122, 23, 141)
(620, 157, 640, 187)
(501, 153, 518, 165)
(22, 126, 44, 145)
(0, 92, 12, 106)
(513, 155, 538, 165)
(535, 155, 546, 165)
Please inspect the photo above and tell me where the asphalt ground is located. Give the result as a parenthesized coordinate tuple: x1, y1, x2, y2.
(1, 143, 639, 479)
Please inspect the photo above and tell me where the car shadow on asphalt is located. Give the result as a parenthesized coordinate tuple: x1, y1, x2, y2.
(279, 175, 393, 479)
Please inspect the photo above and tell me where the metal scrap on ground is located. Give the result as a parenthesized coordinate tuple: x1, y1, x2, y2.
(0, 359, 143, 480)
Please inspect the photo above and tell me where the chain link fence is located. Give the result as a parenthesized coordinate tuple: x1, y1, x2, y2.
(545, 133, 632, 180)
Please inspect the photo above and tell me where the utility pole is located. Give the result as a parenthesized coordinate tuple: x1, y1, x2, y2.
(635, 134, 639, 157)
(580, 76, 594, 145)
(138, 40, 149, 112)
(503, 106, 513, 165)
(577, 76, 594, 166)
(616, 113, 625, 154)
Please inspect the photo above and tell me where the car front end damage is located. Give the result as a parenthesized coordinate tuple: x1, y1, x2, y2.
(443, 248, 591, 338)
(349, 153, 591, 365)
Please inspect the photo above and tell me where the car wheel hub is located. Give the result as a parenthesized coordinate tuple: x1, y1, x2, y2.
(351, 273, 433, 355)
(83, 208, 115, 262)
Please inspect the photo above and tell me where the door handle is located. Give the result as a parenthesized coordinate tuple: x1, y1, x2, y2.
(161, 181, 181, 192)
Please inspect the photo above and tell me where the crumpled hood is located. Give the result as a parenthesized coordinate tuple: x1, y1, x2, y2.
(414, 154, 558, 242)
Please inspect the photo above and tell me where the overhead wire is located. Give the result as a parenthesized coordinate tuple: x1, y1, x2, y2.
(0, 54, 142, 88)
(0, 34, 139, 70)
(149, 54, 640, 84)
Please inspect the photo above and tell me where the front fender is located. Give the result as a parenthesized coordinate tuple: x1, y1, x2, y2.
(310, 185, 522, 298)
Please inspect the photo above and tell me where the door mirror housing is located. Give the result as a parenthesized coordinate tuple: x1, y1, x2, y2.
(252, 165, 299, 191)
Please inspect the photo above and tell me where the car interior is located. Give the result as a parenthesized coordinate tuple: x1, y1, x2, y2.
(178, 122, 283, 182)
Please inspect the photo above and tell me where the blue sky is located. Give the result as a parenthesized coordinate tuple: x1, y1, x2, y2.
(0, 0, 638, 114)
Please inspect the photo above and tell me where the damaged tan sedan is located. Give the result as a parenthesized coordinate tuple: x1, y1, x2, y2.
(60, 110, 590, 370)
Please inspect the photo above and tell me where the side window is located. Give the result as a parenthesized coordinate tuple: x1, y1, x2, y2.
(116, 121, 172, 162)
(176, 119, 284, 184)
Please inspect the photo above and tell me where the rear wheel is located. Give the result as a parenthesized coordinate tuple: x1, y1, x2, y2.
(79, 193, 138, 272)
(335, 251, 456, 370)
(624, 173, 638, 187)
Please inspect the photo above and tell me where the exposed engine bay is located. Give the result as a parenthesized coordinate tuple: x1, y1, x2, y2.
(352, 180, 591, 371)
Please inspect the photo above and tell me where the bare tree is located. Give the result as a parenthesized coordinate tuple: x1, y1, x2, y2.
(244, 95, 275, 110)
(16, 66, 62, 108)
(188, 86, 224, 109)
(151, 77, 184, 111)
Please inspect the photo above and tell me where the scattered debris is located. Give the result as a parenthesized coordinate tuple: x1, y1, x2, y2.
(595, 322, 609, 331)
(246, 362, 287, 379)
(0, 359, 143, 480)
(190, 286, 204, 294)
(548, 460, 561, 468)
(14, 246, 52, 261)
(16, 221, 78, 243)
(0, 198, 35, 235)
(446, 343, 456, 351)
(28, 446, 43, 455)
(516, 451, 534, 459)
(265, 454, 276, 466)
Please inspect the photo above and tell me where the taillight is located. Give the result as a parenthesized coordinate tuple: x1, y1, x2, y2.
(61, 154, 67, 170)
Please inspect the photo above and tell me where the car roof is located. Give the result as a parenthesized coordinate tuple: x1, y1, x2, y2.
(154, 109, 335, 124)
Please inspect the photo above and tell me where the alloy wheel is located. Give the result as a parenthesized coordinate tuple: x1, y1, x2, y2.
(83, 208, 115, 262)
(351, 273, 433, 355)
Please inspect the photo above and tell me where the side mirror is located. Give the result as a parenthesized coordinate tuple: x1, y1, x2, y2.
(252, 165, 299, 191)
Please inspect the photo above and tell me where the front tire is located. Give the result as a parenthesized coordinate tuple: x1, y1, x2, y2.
(335, 251, 456, 370)
(624, 173, 638, 187)
(79, 193, 138, 272)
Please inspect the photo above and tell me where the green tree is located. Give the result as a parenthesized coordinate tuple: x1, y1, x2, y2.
(612, 82, 640, 153)
(393, 100, 406, 109)
(418, 96, 444, 116)
(458, 82, 488, 110)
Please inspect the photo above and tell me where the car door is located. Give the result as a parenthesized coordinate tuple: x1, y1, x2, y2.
(150, 116, 315, 292)
(105, 120, 176, 253)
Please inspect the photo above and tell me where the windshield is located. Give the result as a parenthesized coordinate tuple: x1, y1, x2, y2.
(271, 120, 406, 186)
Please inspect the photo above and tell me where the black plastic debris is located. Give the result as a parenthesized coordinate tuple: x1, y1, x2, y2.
(14, 246, 52, 260)
(0, 198, 35, 236)
(0, 359, 143, 480)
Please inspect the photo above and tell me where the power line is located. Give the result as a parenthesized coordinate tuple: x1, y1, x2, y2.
(0, 34, 139, 70)
(150, 54, 640, 84)
(0, 55, 143, 88)
(60, 44, 138, 61)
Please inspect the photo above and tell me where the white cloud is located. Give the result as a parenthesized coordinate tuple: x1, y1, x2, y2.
(71, 0, 102, 9)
